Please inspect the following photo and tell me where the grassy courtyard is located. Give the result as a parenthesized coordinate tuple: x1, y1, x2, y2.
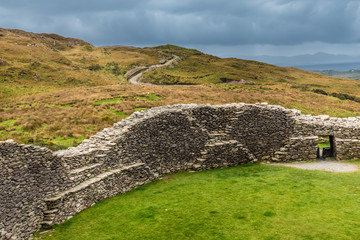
(36, 162, 360, 240)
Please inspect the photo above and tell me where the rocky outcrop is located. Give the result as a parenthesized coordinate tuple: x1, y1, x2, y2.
(1, 103, 359, 239)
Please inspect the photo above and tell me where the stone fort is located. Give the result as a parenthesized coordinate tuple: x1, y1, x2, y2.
(1, 103, 360, 239)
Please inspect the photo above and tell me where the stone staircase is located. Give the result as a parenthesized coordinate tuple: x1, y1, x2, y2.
(271, 136, 318, 162)
(68, 162, 105, 187)
(41, 163, 149, 229)
(41, 110, 256, 228)
(193, 112, 257, 169)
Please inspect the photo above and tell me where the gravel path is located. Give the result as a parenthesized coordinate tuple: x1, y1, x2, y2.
(126, 55, 180, 85)
(265, 161, 358, 172)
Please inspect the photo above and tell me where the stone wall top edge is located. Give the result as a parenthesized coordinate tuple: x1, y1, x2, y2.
(54, 103, 302, 156)
(0, 139, 53, 153)
(1, 103, 359, 156)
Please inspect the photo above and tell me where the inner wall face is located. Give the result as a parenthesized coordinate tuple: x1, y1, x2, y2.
(229, 107, 295, 159)
(120, 111, 209, 170)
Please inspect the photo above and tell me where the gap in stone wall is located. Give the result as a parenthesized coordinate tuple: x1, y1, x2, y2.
(317, 135, 335, 160)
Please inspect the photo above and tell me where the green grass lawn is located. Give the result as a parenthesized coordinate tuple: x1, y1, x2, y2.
(36, 163, 360, 240)
(318, 143, 331, 149)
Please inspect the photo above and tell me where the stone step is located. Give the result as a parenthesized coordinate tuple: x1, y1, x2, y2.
(42, 162, 146, 228)
(205, 140, 238, 147)
(45, 163, 144, 204)
(44, 209, 58, 214)
(69, 163, 103, 174)
(208, 133, 227, 137)
(43, 214, 56, 221)
(68, 162, 107, 187)
(196, 158, 207, 162)
(41, 221, 53, 229)
(274, 151, 287, 155)
(42, 209, 59, 228)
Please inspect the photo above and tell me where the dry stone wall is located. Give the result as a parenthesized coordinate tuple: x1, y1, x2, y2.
(0, 142, 67, 240)
(1, 103, 360, 239)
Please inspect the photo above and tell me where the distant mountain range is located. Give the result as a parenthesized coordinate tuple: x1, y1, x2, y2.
(296, 62, 360, 72)
(244, 52, 360, 70)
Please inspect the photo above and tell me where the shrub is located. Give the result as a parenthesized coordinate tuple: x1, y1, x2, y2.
(105, 62, 122, 76)
(100, 114, 112, 122)
(312, 89, 328, 95)
(330, 92, 359, 102)
(88, 64, 102, 71)
(55, 57, 72, 66)
(22, 119, 42, 131)
(82, 45, 93, 52)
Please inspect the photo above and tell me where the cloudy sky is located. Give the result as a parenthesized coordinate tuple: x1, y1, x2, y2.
(1, 0, 360, 58)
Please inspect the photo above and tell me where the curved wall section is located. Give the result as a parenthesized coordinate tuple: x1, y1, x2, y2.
(1, 103, 360, 239)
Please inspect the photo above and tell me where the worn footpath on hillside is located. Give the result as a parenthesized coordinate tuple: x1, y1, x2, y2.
(125, 55, 180, 84)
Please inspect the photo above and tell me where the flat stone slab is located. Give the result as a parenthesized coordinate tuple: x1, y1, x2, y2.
(265, 161, 358, 172)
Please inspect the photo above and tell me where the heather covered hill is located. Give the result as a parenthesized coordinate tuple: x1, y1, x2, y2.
(0, 28, 161, 100)
(1, 28, 360, 149)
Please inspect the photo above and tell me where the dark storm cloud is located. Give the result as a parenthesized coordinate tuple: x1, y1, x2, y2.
(1, 0, 360, 47)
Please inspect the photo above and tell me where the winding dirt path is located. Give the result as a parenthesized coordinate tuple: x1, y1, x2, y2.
(125, 55, 180, 85)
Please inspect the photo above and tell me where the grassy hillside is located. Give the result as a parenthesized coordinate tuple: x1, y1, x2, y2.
(0, 28, 161, 101)
(1, 28, 360, 149)
(142, 45, 360, 98)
